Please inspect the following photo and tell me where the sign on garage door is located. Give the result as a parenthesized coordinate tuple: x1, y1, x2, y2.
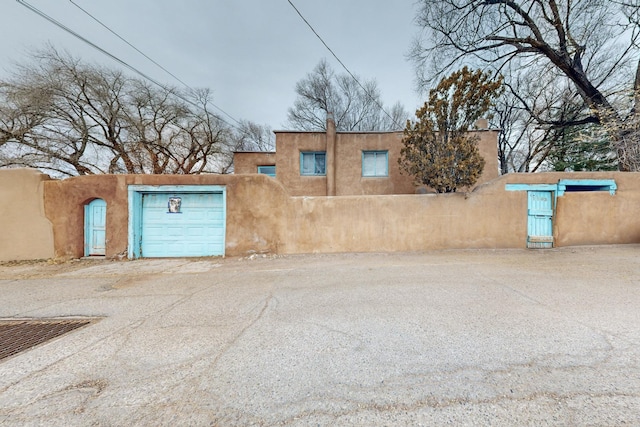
(128, 185, 226, 258)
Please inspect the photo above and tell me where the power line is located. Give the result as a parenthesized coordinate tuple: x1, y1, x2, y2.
(16, 0, 242, 129)
(68, 0, 192, 89)
(285, 0, 404, 130)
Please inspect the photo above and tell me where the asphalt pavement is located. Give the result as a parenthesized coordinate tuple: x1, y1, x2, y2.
(1, 246, 639, 426)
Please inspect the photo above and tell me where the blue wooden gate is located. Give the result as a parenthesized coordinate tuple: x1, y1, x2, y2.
(527, 191, 553, 249)
(84, 198, 107, 256)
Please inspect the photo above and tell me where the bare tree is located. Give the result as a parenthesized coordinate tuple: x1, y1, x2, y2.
(412, 0, 640, 171)
(0, 47, 233, 176)
(230, 120, 275, 153)
(287, 59, 410, 131)
(493, 65, 594, 172)
(212, 120, 276, 174)
(0, 79, 56, 170)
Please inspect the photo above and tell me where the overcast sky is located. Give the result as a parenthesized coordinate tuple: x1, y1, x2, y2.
(1, 0, 424, 130)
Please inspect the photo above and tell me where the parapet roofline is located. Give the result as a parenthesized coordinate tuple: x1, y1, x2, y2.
(273, 129, 404, 134)
(273, 128, 500, 134)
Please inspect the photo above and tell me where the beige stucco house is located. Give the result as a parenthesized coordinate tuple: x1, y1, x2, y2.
(2, 167, 637, 262)
(234, 118, 500, 196)
(1, 117, 638, 261)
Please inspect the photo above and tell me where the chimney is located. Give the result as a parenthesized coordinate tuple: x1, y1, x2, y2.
(474, 118, 488, 129)
(326, 112, 336, 196)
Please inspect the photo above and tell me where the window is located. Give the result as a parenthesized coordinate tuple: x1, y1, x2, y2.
(557, 179, 616, 196)
(300, 152, 326, 176)
(362, 151, 388, 177)
(257, 165, 276, 177)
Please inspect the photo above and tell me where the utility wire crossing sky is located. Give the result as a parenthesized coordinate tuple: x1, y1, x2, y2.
(1, 0, 422, 129)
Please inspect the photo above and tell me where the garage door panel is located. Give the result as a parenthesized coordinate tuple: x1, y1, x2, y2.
(187, 227, 203, 237)
(140, 192, 225, 257)
(169, 226, 186, 236)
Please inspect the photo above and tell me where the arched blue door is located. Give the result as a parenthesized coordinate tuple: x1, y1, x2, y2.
(84, 199, 107, 256)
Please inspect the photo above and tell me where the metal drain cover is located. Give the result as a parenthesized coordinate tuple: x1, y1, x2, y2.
(0, 318, 96, 361)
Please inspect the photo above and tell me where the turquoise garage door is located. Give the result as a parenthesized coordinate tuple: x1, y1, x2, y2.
(140, 192, 225, 257)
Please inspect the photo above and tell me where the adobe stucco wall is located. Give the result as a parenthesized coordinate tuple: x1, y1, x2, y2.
(0, 169, 54, 261)
(333, 132, 415, 195)
(44, 174, 289, 259)
(275, 131, 328, 196)
(333, 130, 500, 196)
(233, 152, 276, 175)
(502, 172, 640, 246)
(279, 172, 640, 254)
(283, 176, 520, 254)
(273, 129, 499, 196)
(3, 169, 638, 261)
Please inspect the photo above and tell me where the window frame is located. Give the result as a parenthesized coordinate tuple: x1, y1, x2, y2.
(361, 150, 389, 177)
(300, 151, 326, 176)
(557, 179, 616, 195)
(257, 165, 276, 177)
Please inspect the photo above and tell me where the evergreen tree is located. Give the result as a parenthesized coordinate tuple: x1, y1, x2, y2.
(399, 67, 503, 193)
(547, 124, 617, 171)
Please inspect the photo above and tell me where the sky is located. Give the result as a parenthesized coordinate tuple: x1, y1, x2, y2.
(0, 0, 424, 130)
